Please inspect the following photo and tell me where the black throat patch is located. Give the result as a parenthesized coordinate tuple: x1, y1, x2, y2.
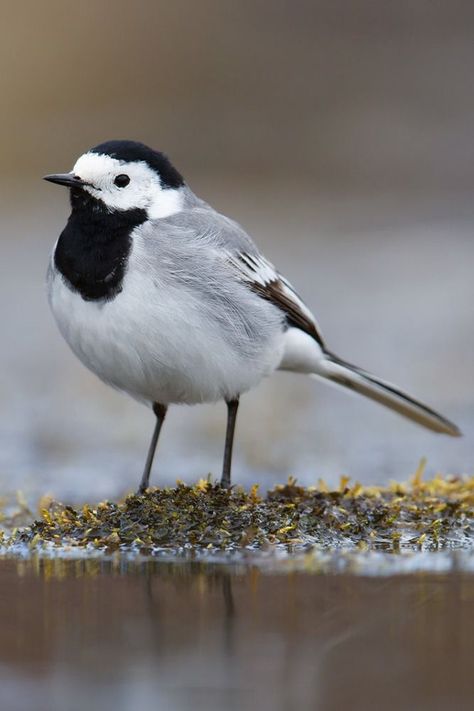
(54, 189, 147, 301)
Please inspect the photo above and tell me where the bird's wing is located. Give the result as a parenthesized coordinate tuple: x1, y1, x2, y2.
(226, 250, 325, 347)
(157, 205, 325, 345)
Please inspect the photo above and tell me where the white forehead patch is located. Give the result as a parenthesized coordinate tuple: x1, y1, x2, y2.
(72, 152, 183, 219)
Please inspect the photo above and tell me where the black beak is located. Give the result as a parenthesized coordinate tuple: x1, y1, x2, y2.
(43, 173, 91, 189)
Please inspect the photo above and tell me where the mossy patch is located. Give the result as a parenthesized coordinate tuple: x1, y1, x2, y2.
(2, 462, 473, 554)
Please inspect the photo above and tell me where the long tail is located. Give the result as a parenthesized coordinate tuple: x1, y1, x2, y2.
(314, 351, 461, 436)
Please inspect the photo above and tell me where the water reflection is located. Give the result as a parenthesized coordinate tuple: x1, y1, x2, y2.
(0, 558, 473, 710)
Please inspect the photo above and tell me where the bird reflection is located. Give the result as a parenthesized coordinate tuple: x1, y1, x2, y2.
(142, 561, 237, 658)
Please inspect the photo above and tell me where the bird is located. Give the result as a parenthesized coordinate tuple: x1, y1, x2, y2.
(44, 139, 461, 493)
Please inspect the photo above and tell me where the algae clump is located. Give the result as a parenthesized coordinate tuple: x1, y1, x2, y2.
(3, 465, 473, 554)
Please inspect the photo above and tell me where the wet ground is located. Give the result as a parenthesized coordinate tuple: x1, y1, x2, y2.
(0, 554, 473, 711)
(1, 473, 472, 710)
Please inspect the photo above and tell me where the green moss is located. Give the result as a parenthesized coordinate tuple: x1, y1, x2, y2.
(3, 464, 473, 554)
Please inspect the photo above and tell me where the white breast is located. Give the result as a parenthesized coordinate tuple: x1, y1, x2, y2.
(48, 245, 285, 406)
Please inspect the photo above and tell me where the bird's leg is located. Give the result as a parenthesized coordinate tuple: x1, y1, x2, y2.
(137, 402, 167, 494)
(221, 398, 240, 488)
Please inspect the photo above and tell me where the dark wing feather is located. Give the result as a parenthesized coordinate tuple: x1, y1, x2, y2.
(228, 252, 325, 347)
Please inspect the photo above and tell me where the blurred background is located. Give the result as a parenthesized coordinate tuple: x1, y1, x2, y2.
(0, 0, 472, 501)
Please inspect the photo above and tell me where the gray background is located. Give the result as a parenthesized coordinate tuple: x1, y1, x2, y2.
(0, 1, 472, 500)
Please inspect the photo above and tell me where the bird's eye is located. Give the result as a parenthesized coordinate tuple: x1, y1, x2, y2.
(114, 174, 130, 188)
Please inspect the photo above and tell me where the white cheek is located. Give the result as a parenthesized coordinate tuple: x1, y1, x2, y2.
(74, 151, 184, 217)
(83, 182, 145, 211)
(84, 183, 183, 218)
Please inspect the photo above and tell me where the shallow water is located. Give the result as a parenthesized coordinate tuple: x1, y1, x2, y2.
(0, 554, 473, 711)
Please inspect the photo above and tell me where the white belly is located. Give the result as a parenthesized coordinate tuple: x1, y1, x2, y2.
(48, 267, 285, 405)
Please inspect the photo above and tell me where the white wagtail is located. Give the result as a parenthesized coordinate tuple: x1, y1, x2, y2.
(44, 140, 461, 493)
